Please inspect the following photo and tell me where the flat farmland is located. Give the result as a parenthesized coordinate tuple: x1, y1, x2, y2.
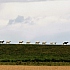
(0, 66, 70, 70)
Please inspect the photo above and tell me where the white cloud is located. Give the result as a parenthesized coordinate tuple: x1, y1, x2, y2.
(0, 1, 70, 43)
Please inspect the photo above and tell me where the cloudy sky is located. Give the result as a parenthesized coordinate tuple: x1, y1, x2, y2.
(0, 0, 70, 44)
(0, 0, 69, 2)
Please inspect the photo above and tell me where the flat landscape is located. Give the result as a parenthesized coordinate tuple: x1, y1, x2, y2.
(0, 44, 70, 65)
(0, 65, 70, 70)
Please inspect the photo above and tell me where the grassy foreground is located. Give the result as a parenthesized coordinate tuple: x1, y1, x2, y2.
(0, 44, 70, 65)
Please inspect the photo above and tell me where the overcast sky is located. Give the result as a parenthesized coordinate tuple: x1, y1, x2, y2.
(0, 0, 69, 2)
(0, 1, 70, 44)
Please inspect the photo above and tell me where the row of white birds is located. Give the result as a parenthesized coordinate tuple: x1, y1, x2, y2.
(0, 40, 69, 45)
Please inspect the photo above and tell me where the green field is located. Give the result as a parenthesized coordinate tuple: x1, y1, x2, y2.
(0, 44, 70, 65)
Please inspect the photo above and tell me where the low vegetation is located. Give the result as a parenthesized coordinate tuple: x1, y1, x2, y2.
(0, 44, 70, 65)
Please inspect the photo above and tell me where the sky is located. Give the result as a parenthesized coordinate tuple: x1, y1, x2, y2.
(0, 0, 69, 2)
(0, 0, 70, 44)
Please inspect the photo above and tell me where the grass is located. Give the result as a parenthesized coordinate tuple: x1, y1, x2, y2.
(0, 44, 70, 65)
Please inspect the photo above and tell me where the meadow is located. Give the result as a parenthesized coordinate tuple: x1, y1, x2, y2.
(0, 44, 70, 65)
